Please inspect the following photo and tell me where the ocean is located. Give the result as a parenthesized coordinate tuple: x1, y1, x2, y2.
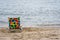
(0, 0, 60, 27)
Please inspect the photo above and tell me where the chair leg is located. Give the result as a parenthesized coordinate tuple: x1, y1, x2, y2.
(20, 28, 22, 30)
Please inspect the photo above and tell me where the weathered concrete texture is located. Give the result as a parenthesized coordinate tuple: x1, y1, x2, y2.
(0, 27, 60, 40)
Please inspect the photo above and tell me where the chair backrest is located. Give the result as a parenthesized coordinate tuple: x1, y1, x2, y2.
(8, 17, 20, 29)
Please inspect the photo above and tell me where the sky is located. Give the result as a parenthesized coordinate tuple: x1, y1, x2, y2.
(0, 0, 60, 27)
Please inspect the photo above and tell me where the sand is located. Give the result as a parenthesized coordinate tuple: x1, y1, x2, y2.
(0, 27, 60, 40)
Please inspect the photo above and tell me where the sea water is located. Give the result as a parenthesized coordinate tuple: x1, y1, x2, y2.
(0, 0, 60, 27)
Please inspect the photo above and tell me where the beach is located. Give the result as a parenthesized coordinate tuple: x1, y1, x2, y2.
(0, 27, 60, 40)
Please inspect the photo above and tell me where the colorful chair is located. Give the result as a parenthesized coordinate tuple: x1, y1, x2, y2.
(8, 17, 20, 29)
